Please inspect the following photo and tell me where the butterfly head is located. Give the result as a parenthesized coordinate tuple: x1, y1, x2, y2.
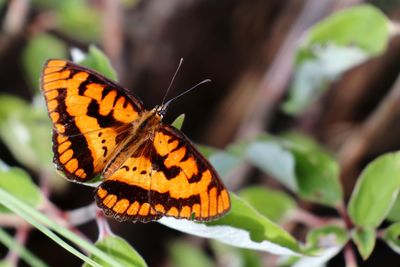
(155, 103, 170, 118)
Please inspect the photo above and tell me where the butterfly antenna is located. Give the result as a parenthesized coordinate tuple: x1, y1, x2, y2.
(163, 79, 211, 110)
(161, 58, 183, 106)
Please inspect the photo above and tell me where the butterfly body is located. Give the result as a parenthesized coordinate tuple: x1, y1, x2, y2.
(40, 59, 230, 222)
(101, 108, 162, 179)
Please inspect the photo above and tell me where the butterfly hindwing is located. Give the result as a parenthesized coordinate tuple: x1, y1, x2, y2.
(150, 125, 230, 221)
(95, 124, 230, 222)
(41, 59, 144, 182)
(95, 141, 161, 222)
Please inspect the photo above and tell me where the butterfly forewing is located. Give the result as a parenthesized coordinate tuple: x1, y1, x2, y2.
(41, 59, 144, 181)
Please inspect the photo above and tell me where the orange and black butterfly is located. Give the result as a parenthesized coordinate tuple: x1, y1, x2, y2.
(40, 59, 230, 222)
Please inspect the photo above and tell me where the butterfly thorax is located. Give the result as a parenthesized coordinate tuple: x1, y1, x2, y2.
(102, 108, 162, 178)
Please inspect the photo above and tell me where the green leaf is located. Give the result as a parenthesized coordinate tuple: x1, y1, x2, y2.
(209, 152, 242, 178)
(83, 235, 147, 267)
(169, 241, 215, 267)
(283, 4, 390, 115)
(0, 228, 48, 267)
(283, 45, 367, 114)
(159, 194, 301, 255)
(196, 145, 219, 159)
(306, 225, 349, 251)
(387, 194, 400, 222)
(348, 152, 400, 228)
(382, 222, 400, 254)
(282, 226, 348, 267)
(0, 188, 125, 267)
(210, 241, 262, 267)
(306, 4, 388, 55)
(0, 94, 53, 170)
(22, 33, 67, 91)
(0, 166, 42, 213)
(238, 186, 296, 223)
(56, 0, 101, 42)
(281, 133, 342, 207)
(352, 227, 376, 260)
(171, 114, 185, 130)
(246, 140, 297, 191)
(78, 45, 117, 81)
(0, 261, 11, 267)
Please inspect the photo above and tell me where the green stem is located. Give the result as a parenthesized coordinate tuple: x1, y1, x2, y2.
(0, 188, 124, 267)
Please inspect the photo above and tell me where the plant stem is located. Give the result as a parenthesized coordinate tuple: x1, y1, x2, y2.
(5, 225, 29, 267)
(344, 243, 358, 267)
(336, 202, 353, 229)
(95, 210, 113, 240)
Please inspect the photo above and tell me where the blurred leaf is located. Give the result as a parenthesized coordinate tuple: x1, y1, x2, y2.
(22, 33, 67, 91)
(0, 94, 53, 170)
(281, 133, 342, 207)
(197, 144, 219, 159)
(210, 241, 262, 267)
(306, 225, 348, 250)
(306, 4, 388, 55)
(159, 194, 302, 256)
(290, 246, 343, 267)
(0, 166, 42, 213)
(0, 188, 124, 267)
(283, 4, 389, 115)
(56, 0, 101, 42)
(352, 227, 375, 260)
(387, 194, 400, 222)
(277, 255, 299, 267)
(283, 45, 367, 114)
(78, 45, 117, 81)
(83, 235, 147, 267)
(348, 152, 400, 228)
(0, 262, 11, 267)
(209, 152, 241, 178)
(240, 249, 263, 267)
(0, 228, 48, 267)
(283, 225, 348, 267)
(382, 222, 400, 254)
(171, 114, 185, 130)
(169, 241, 215, 267)
(238, 186, 296, 223)
(31, 0, 59, 8)
(227, 139, 253, 158)
(121, 0, 140, 8)
(246, 141, 297, 191)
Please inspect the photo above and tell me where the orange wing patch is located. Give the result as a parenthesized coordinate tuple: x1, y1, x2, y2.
(41, 59, 144, 181)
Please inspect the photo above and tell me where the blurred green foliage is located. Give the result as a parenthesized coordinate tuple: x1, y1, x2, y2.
(283, 4, 390, 114)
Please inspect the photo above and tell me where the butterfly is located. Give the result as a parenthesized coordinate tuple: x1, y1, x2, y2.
(40, 59, 230, 222)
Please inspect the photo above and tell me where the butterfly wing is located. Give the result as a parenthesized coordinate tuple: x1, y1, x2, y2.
(41, 59, 145, 182)
(95, 139, 162, 222)
(95, 124, 230, 222)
